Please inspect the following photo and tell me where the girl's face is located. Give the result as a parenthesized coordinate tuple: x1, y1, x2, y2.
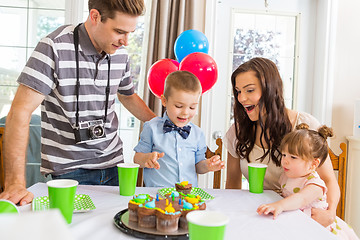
(234, 71, 262, 121)
(161, 89, 200, 128)
(281, 146, 317, 178)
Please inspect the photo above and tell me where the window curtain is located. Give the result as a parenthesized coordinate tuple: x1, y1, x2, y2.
(142, 0, 205, 116)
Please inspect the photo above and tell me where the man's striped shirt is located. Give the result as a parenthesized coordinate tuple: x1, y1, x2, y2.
(17, 24, 134, 175)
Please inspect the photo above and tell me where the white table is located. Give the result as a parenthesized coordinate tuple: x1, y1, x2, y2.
(20, 183, 336, 239)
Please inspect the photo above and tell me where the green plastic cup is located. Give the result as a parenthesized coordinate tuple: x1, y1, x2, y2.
(187, 211, 229, 240)
(47, 179, 78, 224)
(248, 163, 268, 193)
(117, 163, 139, 196)
(0, 199, 19, 214)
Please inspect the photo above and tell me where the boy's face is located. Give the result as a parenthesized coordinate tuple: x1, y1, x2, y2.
(161, 89, 200, 128)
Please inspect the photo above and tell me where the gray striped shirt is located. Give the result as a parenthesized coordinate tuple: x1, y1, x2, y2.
(17, 24, 135, 175)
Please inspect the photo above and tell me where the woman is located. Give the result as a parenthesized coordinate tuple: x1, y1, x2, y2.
(224, 57, 340, 227)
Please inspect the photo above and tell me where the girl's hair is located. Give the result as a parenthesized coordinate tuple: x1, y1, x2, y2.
(163, 71, 202, 99)
(88, 0, 145, 21)
(280, 123, 334, 166)
(231, 57, 292, 166)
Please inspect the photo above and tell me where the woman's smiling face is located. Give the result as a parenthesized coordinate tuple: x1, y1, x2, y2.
(234, 71, 262, 121)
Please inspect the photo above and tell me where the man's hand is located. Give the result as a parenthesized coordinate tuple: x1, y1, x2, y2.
(311, 208, 336, 227)
(0, 183, 34, 206)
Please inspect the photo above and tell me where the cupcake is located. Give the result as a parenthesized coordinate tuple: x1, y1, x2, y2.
(175, 181, 192, 195)
(155, 203, 181, 233)
(137, 199, 157, 228)
(128, 194, 152, 222)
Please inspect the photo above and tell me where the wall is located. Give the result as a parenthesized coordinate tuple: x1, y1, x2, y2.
(331, 0, 360, 233)
(330, 0, 360, 149)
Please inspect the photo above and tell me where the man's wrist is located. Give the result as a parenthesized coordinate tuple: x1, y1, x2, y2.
(4, 176, 26, 188)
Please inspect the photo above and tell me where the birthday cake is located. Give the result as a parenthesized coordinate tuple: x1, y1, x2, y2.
(128, 191, 206, 233)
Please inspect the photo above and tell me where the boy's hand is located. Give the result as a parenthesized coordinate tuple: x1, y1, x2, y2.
(206, 155, 225, 172)
(144, 152, 164, 169)
(257, 202, 284, 219)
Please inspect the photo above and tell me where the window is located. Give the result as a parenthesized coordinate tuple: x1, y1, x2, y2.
(0, 0, 67, 186)
(230, 10, 298, 124)
(0, 0, 66, 117)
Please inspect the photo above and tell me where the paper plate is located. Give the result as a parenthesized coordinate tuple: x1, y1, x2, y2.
(158, 187, 214, 200)
(32, 194, 96, 212)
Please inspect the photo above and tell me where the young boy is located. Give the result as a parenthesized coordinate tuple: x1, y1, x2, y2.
(134, 71, 225, 187)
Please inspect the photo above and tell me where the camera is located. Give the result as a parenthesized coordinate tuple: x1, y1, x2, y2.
(74, 119, 106, 143)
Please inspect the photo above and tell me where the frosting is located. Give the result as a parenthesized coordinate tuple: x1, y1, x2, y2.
(182, 200, 193, 210)
(131, 194, 151, 204)
(130, 191, 205, 216)
(185, 195, 200, 204)
(165, 203, 175, 213)
(179, 181, 189, 187)
(145, 199, 155, 208)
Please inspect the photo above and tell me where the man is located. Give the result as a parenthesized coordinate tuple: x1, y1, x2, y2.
(0, 0, 156, 205)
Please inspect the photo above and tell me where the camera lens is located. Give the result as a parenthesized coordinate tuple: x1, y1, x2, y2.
(89, 125, 105, 139)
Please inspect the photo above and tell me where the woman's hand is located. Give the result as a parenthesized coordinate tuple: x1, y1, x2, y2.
(311, 208, 336, 227)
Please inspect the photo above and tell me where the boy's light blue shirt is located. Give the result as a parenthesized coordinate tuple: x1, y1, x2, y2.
(133, 112, 207, 187)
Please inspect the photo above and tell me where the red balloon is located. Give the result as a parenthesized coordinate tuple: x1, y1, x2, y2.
(179, 52, 218, 94)
(170, 59, 180, 67)
(147, 59, 179, 98)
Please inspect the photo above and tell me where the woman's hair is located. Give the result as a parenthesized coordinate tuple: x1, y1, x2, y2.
(88, 0, 145, 21)
(280, 123, 334, 166)
(231, 57, 292, 166)
(163, 71, 202, 99)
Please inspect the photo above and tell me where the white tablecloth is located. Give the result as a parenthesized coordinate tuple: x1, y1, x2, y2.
(20, 183, 336, 240)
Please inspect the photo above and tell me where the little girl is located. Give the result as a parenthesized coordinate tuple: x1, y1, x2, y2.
(257, 123, 359, 239)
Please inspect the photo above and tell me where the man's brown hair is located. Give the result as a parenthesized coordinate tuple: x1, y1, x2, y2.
(88, 0, 145, 21)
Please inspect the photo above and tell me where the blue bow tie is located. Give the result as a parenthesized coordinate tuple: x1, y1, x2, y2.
(163, 119, 191, 139)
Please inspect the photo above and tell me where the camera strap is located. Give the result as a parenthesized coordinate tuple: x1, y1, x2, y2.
(73, 23, 111, 128)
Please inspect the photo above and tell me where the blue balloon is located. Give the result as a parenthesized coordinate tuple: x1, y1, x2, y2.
(174, 29, 209, 63)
